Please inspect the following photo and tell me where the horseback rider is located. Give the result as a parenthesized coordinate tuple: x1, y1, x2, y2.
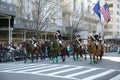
(92, 31, 99, 42)
(30, 34, 38, 49)
(90, 31, 103, 49)
(56, 30, 62, 45)
(75, 34, 82, 48)
(75, 34, 82, 44)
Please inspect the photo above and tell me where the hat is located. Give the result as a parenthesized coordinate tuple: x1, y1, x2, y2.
(93, 31, 96, 33)
(77, 35, 80, 37)
(56, 30, 60, 33)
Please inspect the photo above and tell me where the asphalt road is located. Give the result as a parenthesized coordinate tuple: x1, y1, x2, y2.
(0, 52, 120, 80)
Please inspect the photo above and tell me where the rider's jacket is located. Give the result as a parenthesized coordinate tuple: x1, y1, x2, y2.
(93, 34, 99, 42)
(76, 38, 82, 44)
(57, 33, 62, 41)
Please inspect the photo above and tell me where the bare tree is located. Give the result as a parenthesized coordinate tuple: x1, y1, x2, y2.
(63, 2, 94, 40)
(31, 0, 63, 39)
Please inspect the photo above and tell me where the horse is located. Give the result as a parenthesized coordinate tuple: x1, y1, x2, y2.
(80, 42, 87, 60)
(71, 39, 83, 61)
(47, 38, 67, 63)
(59, 41, 67, 62)
(87, 37, 97, 64)
(34, 42, 42, 61)
(21, 41, 42, 63)
(87, 37, 103, 64)
(49, 38, 59, 63)
(96, 41, 104, 62)
(21, 41, 34, 63)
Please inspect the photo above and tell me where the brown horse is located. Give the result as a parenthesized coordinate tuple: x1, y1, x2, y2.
(59, 41, 67, 62)
(21, 41, 35, 63)
(87, 37, 103, 64)
(48, 38, 67, 63)
(34, 42, 42, 61)
(96, 41, 104, 62)
(50, 38, 59, 63)
(71, 39, 83, 61)
(21, 41, 42, 63)
(87, 37, 97, 64)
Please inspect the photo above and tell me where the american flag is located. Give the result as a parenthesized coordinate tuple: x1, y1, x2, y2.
(100, 2, 111, 23)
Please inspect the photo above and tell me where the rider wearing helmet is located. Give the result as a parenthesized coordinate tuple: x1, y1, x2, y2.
(76, 34, 82, 44)
(56, 30, 62, 44)
(92, 31, 99, 42)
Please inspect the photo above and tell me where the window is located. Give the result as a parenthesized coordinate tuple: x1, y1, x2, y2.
(117, 11, 120, 15)
(117, 25, 120, 29)
(105, 24, 113, 29)
(108, 4, 113, 7)
(117, 4, 120, 9)
(16, 6, 22, 18)
(110, 10, 113, 15)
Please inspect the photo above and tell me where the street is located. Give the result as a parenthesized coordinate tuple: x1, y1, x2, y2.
(0, 52, 120, 80)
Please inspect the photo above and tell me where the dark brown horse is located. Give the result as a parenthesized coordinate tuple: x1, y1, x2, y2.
(49, 39, 59, 63)
(59, 41, 67, 62)
(71, 39, 83, 61)
(34, 42, 42, 61)
(47, 38, 67, 63)
(21, 41, 42, 63)
(96, 41, 104, 62)
(21, 41, 34, 63)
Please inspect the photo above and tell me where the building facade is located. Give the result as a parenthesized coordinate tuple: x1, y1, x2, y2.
(2, 0, 117, 44)
(0, 0, 63, 44)
(104, 0, 120, 44)
(62, 0, 105, 39)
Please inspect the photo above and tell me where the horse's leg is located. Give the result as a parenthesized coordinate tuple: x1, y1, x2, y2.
(35, 52, 38, 62)
(47, 51, 50, 60)
(76, 52, 79, 61)
(73, 53, 76, 61)
(40, 51, 43, 60)
(53, 52, 58, 63)
(63, 54, 66, 62)
(79, 50, 83, 61)
(89, 54, 92, 64)
(62, 53, 65, 62)
(84, 50, 87, 60)
(52, 52, 55, 63)
(93, 54, 97, 64)
(31, 53, 34, 63)
(60, 51, 63, 62)
(24, 52, 29, 63)
(56, 54, 58, 63)
(100, 51, 103, 60)
(50, 52, 53, 60)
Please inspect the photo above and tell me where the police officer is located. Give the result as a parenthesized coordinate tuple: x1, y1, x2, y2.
(31, 35, 37, 44)
(92, 31, 99, 42)
(56, 30, 62, 44)
(76, 34, 82, 44)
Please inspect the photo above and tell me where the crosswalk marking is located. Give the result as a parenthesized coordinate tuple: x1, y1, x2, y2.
(64, 68, 98, 78)
(81, 69, 115, 80)
(32, 65, 70, 73)
(0, 64, 36, 70)
(48, 66, 84, 75)
(110, 74, 120, 80)
(0, 63, 119, 80)
(17, 64, 63, 73)
(1, 64, 58, 72)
